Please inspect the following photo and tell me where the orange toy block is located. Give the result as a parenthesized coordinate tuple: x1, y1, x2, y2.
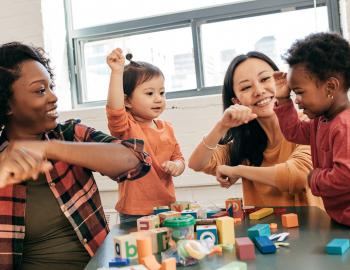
(160, 258, 176, 270)
(140, 255, 161, 270)
(137, 215, 160, 231)
(281, 213, 299, 228)
(137, 237, 153, 263)
(270, 223, 278, 230)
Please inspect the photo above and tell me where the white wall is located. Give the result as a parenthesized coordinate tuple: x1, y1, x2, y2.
(1, 0, 350, 210)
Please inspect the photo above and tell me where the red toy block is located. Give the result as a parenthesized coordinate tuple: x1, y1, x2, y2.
(235, 237, 256, 260)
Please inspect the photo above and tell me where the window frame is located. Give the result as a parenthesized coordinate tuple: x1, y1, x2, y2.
(64, 0, 341, 108)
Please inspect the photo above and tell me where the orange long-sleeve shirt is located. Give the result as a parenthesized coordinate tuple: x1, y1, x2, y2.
(106, 106, 184, 215)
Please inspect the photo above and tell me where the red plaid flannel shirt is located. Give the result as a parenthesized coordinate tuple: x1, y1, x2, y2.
(0, 119, 151, 269)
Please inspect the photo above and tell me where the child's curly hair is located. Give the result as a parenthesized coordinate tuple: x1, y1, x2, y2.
(0, 42, 54, 131)
(283, 32, 350, 90)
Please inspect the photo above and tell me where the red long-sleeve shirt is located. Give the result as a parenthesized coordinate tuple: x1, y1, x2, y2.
(274, 100, 350, 226)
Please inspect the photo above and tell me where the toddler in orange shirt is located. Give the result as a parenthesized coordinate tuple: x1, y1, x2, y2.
(106, 48, 185, 223)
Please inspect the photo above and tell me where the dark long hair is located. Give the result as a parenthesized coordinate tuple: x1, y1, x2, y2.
(0, 42, 54, 131)
(220, 51, 279, 166)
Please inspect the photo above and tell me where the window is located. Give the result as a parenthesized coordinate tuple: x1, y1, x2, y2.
(65, 0, 341, 107)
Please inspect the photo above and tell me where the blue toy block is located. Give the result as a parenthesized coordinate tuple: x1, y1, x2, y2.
(109, 257, 130, 267)
(196, 225, 218, 244)
(181, 209, 198, 219)
(326, 238, 350, 255)
(254, 236, 276, 254)
(247, 224, 271, 240)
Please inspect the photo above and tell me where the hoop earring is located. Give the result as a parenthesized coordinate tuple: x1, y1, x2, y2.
(327, 94, 334, 99)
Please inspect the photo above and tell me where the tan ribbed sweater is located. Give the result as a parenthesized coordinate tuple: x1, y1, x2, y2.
(202, 127, 323, 209)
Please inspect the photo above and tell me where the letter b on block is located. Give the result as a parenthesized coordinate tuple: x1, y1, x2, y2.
(126, 240, 137, 258)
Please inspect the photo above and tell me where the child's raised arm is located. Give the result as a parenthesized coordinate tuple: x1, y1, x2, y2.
(106, 48, 126, 109)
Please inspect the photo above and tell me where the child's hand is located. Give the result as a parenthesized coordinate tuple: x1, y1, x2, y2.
(106, 48, 125, 73)
(161, 160, 184, 177)
(273, 71, 291, 99)
(216, 165, 240, 189)
(0, 146, 52, 188)
(219, 104, 257, 130)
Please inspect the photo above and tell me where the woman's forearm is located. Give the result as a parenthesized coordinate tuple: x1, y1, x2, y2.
(188, 122, 228, 171)
(234, 165, 278, 187)
(46, 141, 140, 178)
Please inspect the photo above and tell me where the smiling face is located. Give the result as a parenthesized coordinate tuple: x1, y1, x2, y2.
(288, 64, 330, 119)
(125, 75, 166, 123)
(7, 60, 58, 138)
(232, 58, 276, 118)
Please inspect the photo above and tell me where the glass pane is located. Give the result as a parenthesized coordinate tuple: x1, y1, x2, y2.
(201, 7, 329, 87)
(82, 27, 195, 103)
(70, 0, 244, 29)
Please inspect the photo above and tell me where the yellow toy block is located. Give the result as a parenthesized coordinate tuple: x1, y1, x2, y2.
(137, 215, 160, 231)
(216, 216, 235, 245)
(249, 208, 274, 220)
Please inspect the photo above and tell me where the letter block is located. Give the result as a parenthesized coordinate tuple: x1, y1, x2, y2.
(196, 225, 218, 245)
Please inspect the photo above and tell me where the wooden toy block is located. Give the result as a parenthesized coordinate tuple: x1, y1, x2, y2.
(195, 218, 217, 225)
(170, 201, 189, 212)
(189, 202, 201, 210)
(137, 215, 160, 231)
(153, 206, 170, 215)
(160, 257, 176, 270)
(109, 257, 130, 267)
(254, 236, 277, 254)
(235, 237, 256, 260)
(225, 198, 243, 218)
(137, 237, 153, 263)
(211, 210, 229, 218)
(140, 254, 161, 270)
(217, 261, 247, 270)
(159, 211, 181, 224)
(281, 213, 299, 228)
(326, 238, 350, 255)
(209, 245, 222, 256)
(249, 208, 274, 220)
(247, 224, 270, 240)
(181, 209, 198, 219)
(216, 216, 235, 245)
(116, 265, 148, 270)
(207, 209, 221, 218)
(269, 223, 278, 230)
(114, 234, 138, 259)
(149, 228, 170, 253)
(196, 225, 218, 244)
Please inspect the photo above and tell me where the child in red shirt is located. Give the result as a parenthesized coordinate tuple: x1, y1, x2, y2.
(274, 32, 350, 226)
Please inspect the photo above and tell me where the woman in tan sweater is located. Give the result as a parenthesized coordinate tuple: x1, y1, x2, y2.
(189, 51, 322, 208)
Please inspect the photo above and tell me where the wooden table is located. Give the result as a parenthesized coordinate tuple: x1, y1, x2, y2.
(85, 206, 350, 270)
